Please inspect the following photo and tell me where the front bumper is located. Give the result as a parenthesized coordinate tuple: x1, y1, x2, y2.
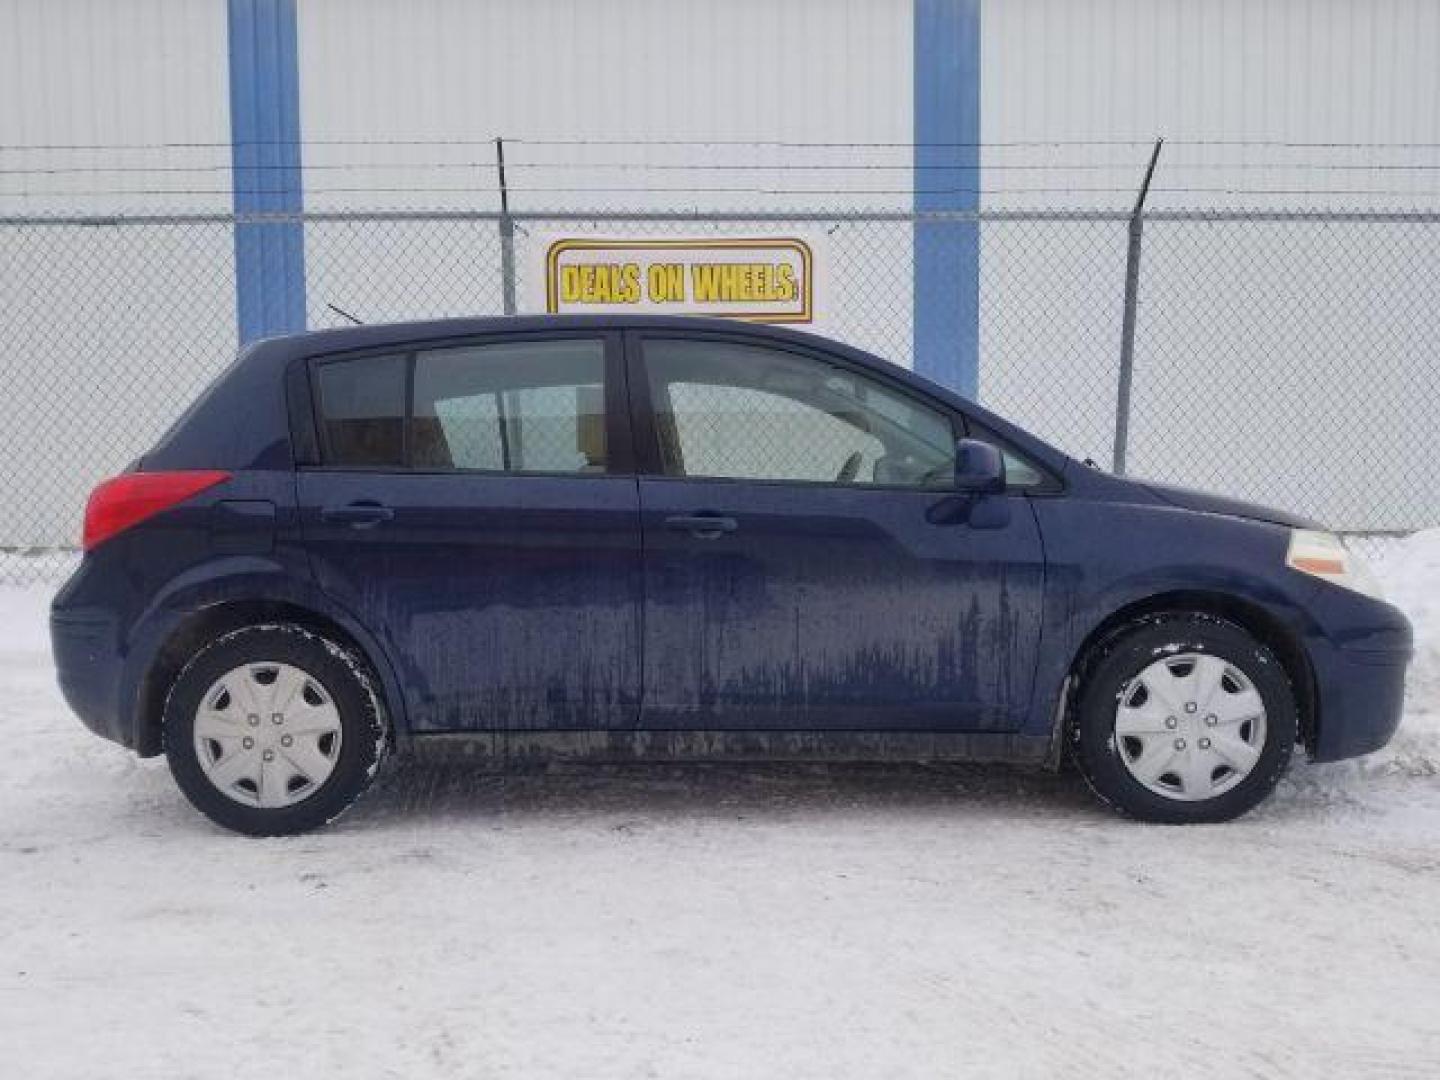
(1304, 590, 1413, 762)
(1308, 641, 1411, 762)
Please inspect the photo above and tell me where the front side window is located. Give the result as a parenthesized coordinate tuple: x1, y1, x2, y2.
(312, 338, 607, 473)
(1000, 448, 1046, 488)
(644, 338, 955, 487)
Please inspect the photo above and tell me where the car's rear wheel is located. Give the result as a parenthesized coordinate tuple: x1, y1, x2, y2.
(163, 624, 387, 836)
(1071, 612, 1297, 823)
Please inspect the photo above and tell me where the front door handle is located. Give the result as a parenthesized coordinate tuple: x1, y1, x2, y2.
(664, 514, 738, 539)
(321, 502, 394, 527)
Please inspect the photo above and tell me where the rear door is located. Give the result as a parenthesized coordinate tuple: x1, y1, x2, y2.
(629, 331, 1046, 732)
(296, 331, 642, 732)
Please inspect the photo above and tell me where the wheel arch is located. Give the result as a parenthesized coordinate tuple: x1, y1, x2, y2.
(134, 598, 403, 757)
(1063, 589, 1317, 751)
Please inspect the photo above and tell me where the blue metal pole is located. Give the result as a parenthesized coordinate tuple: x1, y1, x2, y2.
(228, 0, 306, 343)
(913, 0, 981, 397)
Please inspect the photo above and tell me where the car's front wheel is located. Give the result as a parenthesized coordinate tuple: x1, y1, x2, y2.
(163, 624, 388, 836)
(1071, 612, 1298, 823)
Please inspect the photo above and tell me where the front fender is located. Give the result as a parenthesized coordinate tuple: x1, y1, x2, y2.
(1024, 498, 1319, 740)
(1079, 561, 1324, 638)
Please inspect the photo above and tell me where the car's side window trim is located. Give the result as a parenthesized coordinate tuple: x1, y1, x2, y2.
(285, 358, 322, 467)
(401, 348, 417, 468)
(295, 330, 633, 477)
(622, 329, 664, 478)
(602, 330, 637, 476)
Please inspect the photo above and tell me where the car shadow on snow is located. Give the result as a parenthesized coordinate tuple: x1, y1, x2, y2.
(341, 753, 1105, 832)
(332, 751, 1431, 833)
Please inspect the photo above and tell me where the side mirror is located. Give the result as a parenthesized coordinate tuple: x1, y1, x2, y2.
(954, 438, 1006, 495)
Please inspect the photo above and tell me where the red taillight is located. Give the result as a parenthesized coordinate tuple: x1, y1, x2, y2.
(83, 470, 231, 551)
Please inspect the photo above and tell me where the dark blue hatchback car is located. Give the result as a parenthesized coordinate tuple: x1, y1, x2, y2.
(52, 316, 1411, 834)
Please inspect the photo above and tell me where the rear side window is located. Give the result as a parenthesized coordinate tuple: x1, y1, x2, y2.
(413, 339, 606, 473)
(310, 338, 607, 473)
(313, 353, 406, 467)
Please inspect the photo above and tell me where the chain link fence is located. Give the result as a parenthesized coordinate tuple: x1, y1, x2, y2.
(2, 207, 1435, 584)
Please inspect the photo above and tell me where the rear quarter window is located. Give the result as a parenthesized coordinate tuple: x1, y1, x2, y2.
(313, 353, 407, 467)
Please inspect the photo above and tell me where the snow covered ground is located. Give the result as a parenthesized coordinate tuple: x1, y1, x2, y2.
(2, 535, 1438, 1079)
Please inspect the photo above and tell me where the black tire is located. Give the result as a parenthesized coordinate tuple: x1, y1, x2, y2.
(1071, 612, 1297, 824)
(163, 624, 388, 836)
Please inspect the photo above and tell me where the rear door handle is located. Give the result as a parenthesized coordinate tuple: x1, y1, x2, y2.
(664, 514, 738, 538)
(321, 502, 394, 527)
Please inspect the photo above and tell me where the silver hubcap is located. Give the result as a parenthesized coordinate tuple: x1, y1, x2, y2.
(194, 661, 343, 808)
(1114, 653, 1267, 802)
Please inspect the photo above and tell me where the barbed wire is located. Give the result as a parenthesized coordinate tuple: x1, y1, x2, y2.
(5, 138, 1440, 202)
(4, 185, 1440, 200)
(7, 137, 1440, 152)
(0, 138, 1151, 151)
(10, 159, 1440, 177)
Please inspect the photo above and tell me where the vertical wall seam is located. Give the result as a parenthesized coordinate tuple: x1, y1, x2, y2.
(913, 0, 981, 397)
(229, 0, 305, 344)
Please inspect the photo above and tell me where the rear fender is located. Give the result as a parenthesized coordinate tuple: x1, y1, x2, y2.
(123, 557, 410, 754)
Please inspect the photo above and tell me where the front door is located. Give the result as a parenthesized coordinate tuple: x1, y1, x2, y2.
(298, 332, 642, 732)
(631, 333, 1045, 732)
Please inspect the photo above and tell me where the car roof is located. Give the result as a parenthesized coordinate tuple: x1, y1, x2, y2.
(239, 313, 878, 370)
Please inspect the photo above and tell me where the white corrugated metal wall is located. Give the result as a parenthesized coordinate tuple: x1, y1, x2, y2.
(8, 0, 1435, 214)
(985, 0, 1440, 208)
(299, 0, 913, 212)
(0, 0, 231, 213)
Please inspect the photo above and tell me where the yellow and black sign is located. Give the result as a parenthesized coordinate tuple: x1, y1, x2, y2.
(539, 237, 817, 324)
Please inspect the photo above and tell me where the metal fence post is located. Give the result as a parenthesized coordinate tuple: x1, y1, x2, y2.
(1112, 138, 1163, 475)
(495, 136, 517, 315)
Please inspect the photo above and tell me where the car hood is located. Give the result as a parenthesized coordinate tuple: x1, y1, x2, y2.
(1138, 479, 1321, 529)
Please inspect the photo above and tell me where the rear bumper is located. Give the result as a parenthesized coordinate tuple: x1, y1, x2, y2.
(50, 605, 131, 748)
